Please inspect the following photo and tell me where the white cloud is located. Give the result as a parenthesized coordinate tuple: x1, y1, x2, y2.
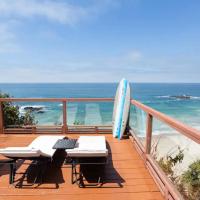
(101, 50, 143, 70)
(0, 0, 91, 25)
(127, 50, 142, 62)
(0, 0, 120, 53)
(0, 0, 124, 25)
(0, 23, 20, 53)
(0, 0, 90, 53)
(0, 24, 14, 41)
(1, 63, 199, 83)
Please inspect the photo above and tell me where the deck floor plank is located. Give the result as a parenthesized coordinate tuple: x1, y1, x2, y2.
(0, 134, 164, 200)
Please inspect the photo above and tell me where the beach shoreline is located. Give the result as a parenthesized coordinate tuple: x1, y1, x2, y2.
(136, 133, 200, 174)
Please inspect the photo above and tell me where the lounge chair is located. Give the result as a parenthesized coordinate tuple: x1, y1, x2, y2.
(65, 136, 108, 187)
(0, 135, 64, 185)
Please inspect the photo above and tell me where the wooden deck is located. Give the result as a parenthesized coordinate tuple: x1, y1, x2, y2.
(0, 134, 164, 200)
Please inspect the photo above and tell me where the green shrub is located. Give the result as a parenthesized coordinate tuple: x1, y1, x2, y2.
(0, 92, 35, 127)
(73, 120, 84, 125)
(151, 137, 200, 199)
(181, 160, 200, 200)
(153, 145, 187, 198)
(158, 147, 184, 182)
(153, 142, 200, 199)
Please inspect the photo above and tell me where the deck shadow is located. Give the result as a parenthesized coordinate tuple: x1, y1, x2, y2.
(0, 159, 24, 177)
(80, 142, 125, 188)
(14, 150, 66, 189)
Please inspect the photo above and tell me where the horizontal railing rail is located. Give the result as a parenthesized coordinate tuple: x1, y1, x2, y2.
(0, 97, 114, 134)
(130, 99, 200, 200)
(131, 99, 200, 144)
(0, 98, 114, 102)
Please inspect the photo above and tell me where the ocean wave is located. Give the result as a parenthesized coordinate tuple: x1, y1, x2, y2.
(152, 130, 177, 135)
(156, 95, 170, 99)
(190, 96, 200, 100)
(58, 103, 78, 110)
(19, 105, 46, 114)
(156, 95, 200, 100)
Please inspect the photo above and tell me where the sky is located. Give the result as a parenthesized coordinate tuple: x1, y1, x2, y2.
(0, 0, 200, 83)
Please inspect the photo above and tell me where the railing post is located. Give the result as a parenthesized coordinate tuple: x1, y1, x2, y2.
(95, 126, 98, 134)
(145, 114, 153, 155)
(62, 100, 67, 134)
(32, 126, 36, 134)
(0, 102, 4, 134)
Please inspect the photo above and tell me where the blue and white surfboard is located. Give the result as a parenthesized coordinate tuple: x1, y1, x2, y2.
(112, 79, 131, 139)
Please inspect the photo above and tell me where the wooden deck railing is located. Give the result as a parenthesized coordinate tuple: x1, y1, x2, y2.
(0, 98, 114, 134)
(130, 99, 200, 200)
(1, 97, 200, 199)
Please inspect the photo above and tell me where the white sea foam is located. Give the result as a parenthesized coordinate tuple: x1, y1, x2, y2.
(19, 105, 46, 114)
(156, 95, 200, 100)
(190, 96, 200, 100)
(156, 95, 170, 99)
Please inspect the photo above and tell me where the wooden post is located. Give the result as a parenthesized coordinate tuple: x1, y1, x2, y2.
(62, 101, 67, 134)
(95, 126, 98, 134)
(145, 114, 153, 154)
(0, 102, 4, 134)
(32, 126, 36, 134)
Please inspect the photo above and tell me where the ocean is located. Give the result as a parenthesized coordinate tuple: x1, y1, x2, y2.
(0, 83, 200, 135)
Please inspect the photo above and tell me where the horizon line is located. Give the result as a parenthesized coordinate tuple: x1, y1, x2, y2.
(0, 82, 200, 84)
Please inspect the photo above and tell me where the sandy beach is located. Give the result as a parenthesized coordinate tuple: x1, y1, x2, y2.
(138, 133, 200, 174)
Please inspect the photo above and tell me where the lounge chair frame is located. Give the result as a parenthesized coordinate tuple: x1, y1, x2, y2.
(0, 135, 64, 186)
(7, 156, 52, 186)
(69, 157, 108, 187)
(0, 158, 16, 184)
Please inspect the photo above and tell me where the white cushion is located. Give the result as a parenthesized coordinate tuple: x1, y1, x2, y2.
(0, 147, 42, 158)
(66, 136, 108, 157)
(0, 135, 64, 158)
(28, 135, 64, 157)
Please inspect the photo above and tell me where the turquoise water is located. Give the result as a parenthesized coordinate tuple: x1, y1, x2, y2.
(0, 83, 200, 132)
